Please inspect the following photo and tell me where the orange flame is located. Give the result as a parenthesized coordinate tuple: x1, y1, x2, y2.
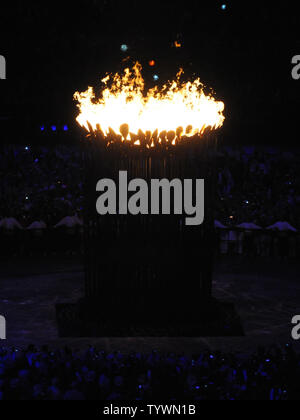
(74, 62, 225, 142)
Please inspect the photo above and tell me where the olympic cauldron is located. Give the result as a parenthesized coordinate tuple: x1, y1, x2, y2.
(56, 64, 242, 336)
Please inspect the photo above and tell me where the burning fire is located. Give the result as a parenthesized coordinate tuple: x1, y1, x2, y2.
(74, 62, 225, 145)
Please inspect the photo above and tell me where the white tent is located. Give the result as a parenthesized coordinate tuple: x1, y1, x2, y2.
(55, 215, 83, 228)
(27, 221, 47, 230)
(0, 218, 23, 230)
(214, 220, 227, 229)
(237, 222, 262, 230)
(267, 222, 297, 233)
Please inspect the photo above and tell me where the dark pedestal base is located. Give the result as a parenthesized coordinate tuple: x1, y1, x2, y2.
(56, 295, 244, 337)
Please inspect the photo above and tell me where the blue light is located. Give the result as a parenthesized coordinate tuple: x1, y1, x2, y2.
(121, 44, 128, 52)
(51, 126, 57, 132)
(63, 125, 69, 132)
(221, 4, 227, 10)
(40, 126, 45, 132)
(153, 74, 159, 81)
(25, 146, 29, 151)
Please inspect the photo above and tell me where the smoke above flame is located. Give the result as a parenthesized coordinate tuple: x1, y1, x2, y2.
(74, 62, 225, 141)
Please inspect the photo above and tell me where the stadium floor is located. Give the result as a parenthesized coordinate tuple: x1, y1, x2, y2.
(0, 256, 299, 355)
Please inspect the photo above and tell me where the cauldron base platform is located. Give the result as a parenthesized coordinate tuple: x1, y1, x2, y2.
(56, 297, 244, 337)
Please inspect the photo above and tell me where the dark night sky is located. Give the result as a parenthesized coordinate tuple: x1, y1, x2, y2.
(0, 1, 300, 145)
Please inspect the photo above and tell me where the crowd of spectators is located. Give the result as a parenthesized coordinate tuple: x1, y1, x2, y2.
(0, 145, 84, 228)
(0, 144, 299, 230)
(0, 345, 299, 400)
(215, 146, 300, 229)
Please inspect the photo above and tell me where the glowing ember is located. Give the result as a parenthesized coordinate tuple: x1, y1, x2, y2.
(74, 62, 225, 143)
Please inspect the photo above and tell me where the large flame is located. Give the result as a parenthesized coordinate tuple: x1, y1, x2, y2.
(74, 62, 225, 142)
